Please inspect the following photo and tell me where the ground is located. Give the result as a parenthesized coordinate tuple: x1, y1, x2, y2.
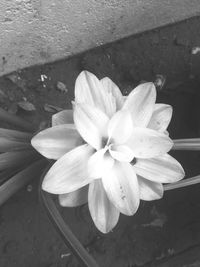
(0, 16, 200, 267)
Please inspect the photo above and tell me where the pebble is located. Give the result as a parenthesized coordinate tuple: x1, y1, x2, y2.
(191, 47, 200, 55)
(154, 74, 166, 90)
(56, 81, 68, 93)
(27, 184, 33, 192)
(40, 74, 48, 82)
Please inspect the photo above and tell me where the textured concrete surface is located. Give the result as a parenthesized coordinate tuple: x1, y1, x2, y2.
(0, 0, 200, 76)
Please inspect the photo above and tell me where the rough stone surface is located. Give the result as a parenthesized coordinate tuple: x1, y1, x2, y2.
(0, 0, 200, 76)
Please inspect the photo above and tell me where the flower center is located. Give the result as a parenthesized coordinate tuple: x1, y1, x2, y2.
(101, 136, 113, 148)
(131, 158, 137, 165)
(101, 137, 108, 148)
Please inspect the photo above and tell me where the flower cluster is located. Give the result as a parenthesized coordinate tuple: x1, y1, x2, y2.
(31, 71, 184, 233)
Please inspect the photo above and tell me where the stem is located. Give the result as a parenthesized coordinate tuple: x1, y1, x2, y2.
(172, 138, 200, 150)
(164, 175, 200, 191)
(39, 166, 99, 267)
(0, 108, 36, 132)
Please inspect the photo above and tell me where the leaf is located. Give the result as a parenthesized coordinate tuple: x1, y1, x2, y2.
(0, 108, 35, 132)
(17, 101, 36, 111)
(0, 137, 31, 152)
(0, 159, 47, 206)
(0, 128, 32, 141)
(44, 104, 63, 113)
(0, 150, 40, 170)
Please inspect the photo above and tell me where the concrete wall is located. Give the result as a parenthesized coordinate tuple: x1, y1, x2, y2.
(0, 0, 200, 76)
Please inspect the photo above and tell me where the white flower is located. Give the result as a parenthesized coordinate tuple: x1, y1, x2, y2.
(31, 71, 185, 233)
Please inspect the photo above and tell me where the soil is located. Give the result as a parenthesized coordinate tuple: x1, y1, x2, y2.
(1, 16, 200, 267)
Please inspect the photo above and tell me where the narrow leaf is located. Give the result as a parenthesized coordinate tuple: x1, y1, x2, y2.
(0, 159, 47, 206)
(0, 108, 36, 132)
(0, 138, 31, 152)
(0, 128, 32, 142)
(0, 150, 41, 170)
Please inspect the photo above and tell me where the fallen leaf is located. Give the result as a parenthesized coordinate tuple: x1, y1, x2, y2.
(17, 101, 36, 111)
(44, 104, 63, 113)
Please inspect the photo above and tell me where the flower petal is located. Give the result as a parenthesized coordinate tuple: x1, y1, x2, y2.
(123, 82, 156, 127)
(31, 125, 83, 159)
(138, 176, 163, 200)
(148, 104, 172, 132)
(102, 162, 140, 216)
(109, 144, 134, 162)
(42, 144, 94, 194)
(133, 153, 185, 184)
(108, 110, 133, 144)
(127, 127, 173, 158)
(88, 179, 119, 233)
(73, 103, 109, 150)
(59, 185, 88, 207)
(101, 77, 124, 110)
(88, 148, 114, 178)
(75, 71, 112, 115)
(52, 110, 73, 126)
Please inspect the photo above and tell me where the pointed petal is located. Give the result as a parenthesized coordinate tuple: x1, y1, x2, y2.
(88, 148, 114, 178)
(99, 77, 119, 117)
(101, 77, 124, 110)
(88, 179, 119, 233)
(127, 127, 173, 158)
(133, 153, 185, 184)
(42, 144, 94, 194)
(73, 103, 109, 150)
(59, 185, 88, 207)
(138, 176, 163, 200)
(123, 82, 156, 127)
(75, 71, 112, 115)
(52, 110, 73, 126)
(31, 125, 82, 160)
(108, 110, 133, 144)
(102, 162, 140, 216)
(109, 144, 134, 162)
(101, 92, 116, 118)
(148, 104, 173, 132)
